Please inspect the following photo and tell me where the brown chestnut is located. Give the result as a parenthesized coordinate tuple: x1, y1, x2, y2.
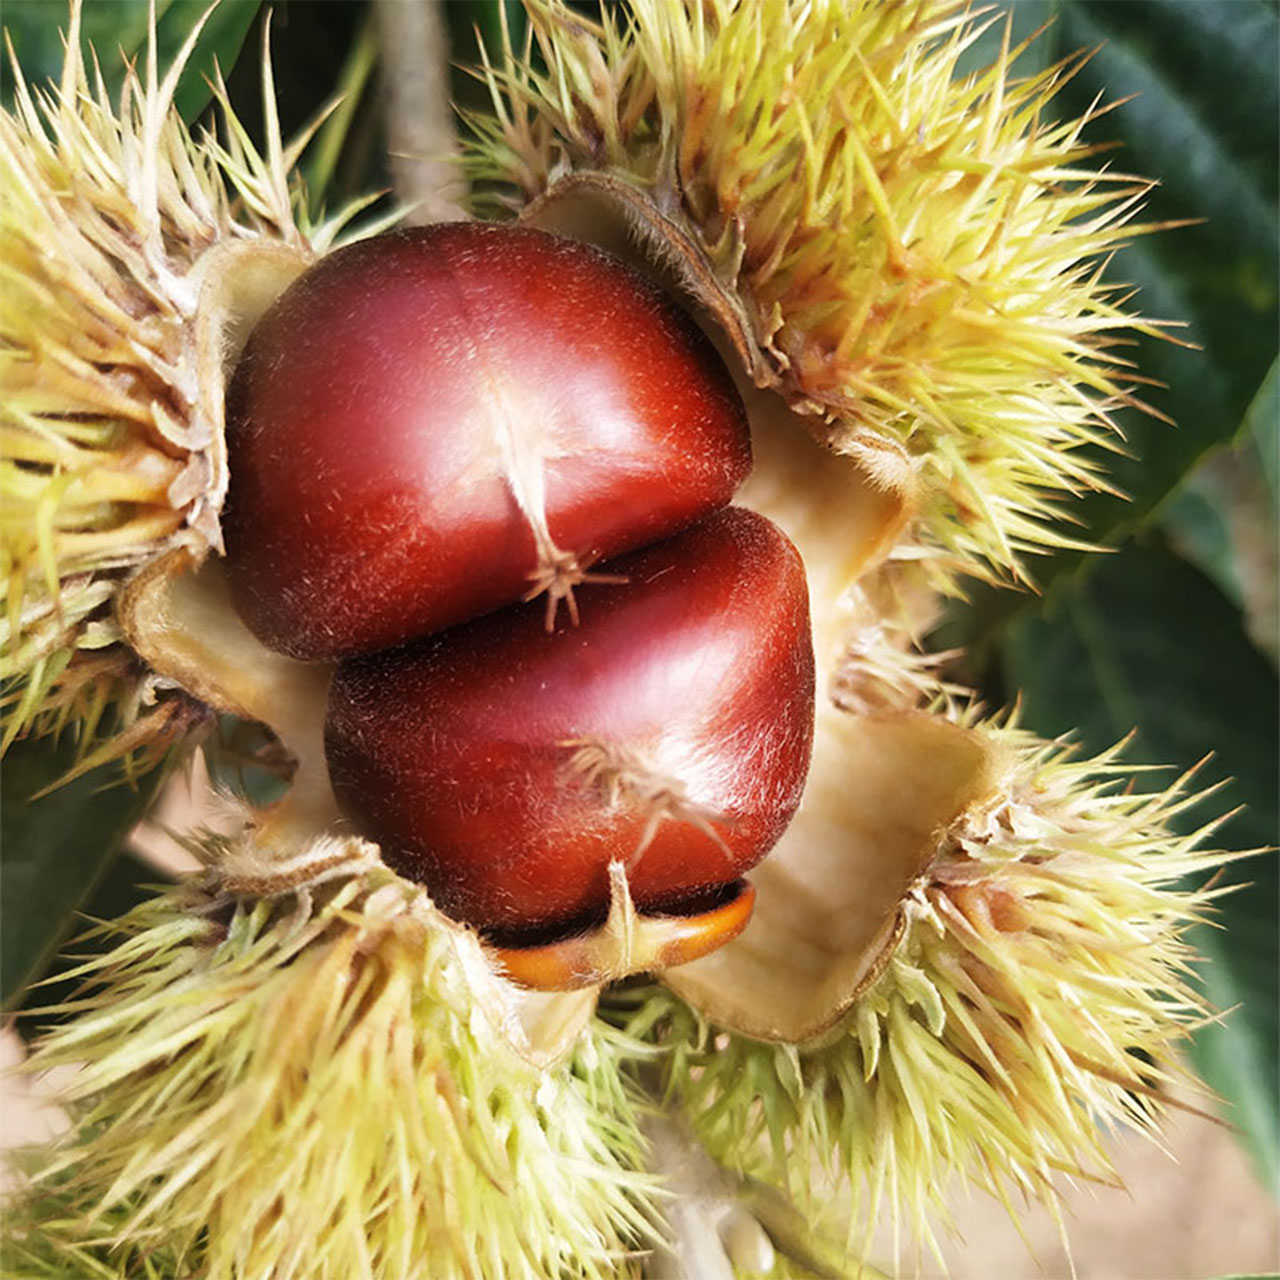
(223, 223, 752, 660)
(324, 508, 815, 937)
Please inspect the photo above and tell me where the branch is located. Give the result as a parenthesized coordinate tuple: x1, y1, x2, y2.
(372, 0, 467, 223)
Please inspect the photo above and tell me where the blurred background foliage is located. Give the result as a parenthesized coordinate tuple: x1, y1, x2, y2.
(2, 0, 1277, 1203)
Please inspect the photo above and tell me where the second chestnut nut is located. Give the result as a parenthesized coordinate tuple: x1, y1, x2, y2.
(223, 222, 817, 952)
(325, 508, 816, 936)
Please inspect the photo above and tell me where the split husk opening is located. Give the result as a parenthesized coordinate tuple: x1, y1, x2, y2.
(111, 175, 1000, 1054)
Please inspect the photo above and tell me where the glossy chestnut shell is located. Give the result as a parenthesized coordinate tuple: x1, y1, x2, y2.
(325, 508, 815, 935)
(223, 223, 752, 660)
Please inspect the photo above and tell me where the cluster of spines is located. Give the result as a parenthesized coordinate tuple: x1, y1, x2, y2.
(609, 728, 1226, 1269)
(8, 868, 659, 1280)
(465, 0, 1168, 592)
(0, 4, 379, 775)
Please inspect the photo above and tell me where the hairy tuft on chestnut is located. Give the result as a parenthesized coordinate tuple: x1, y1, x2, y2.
(324, 508, 815, 936)
(223, 222, 753, 661)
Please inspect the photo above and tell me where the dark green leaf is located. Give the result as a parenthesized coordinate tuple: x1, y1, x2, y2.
(1243, 357, 1279, 517)
(994, 0, 1280, 551)
(1, 737, 163, 1010)
(1161, 358, 1279, 654)
(3, 0, 262, 122)
(11, 850, 170, 1038)
(999, 537, 1279, 1191)
(1162, 480, 1245, 610)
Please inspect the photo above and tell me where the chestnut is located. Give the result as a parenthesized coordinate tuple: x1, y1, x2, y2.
(324, 508, 815, 937)
(223, 222, 752, 660)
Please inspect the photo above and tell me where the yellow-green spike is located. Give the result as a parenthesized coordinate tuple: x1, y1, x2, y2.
(0, 2, 376, 772)
(615, 728, 1237, 1272)
(464, 0, 1174, 591)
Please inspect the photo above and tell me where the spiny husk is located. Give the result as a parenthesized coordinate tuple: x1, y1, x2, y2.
(0, 1178, 194, 1279)
(466, 0, 1166, 591)
(0, 3, 384, 774)
(2, 5, 1252, 1275)
(9, 861, 659, 1280)
(611, 728, 1231, 1269)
